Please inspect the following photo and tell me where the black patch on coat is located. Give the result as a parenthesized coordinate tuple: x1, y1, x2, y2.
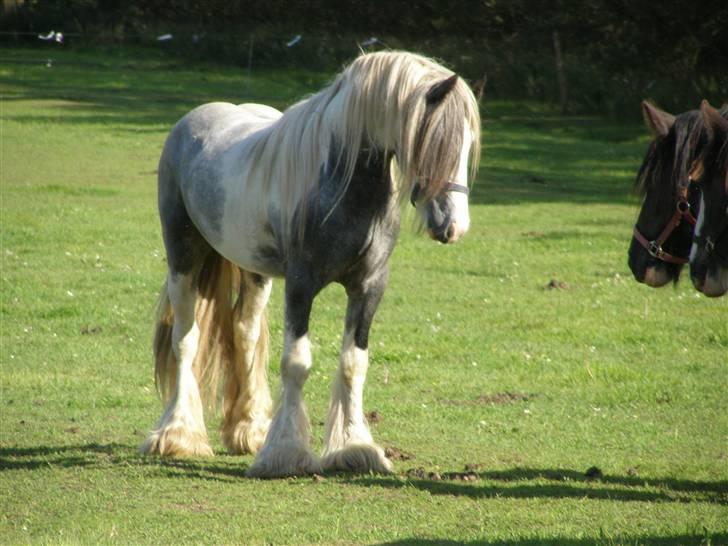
(158, 161, 212, 276)
(283, 142, 400, 348)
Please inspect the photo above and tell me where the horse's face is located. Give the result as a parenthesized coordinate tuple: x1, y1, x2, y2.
(628, 181, 699, 286)
(690, 193, 728, 296)
(411, 124, 472, 244)
(690, 102, 728, 297)
(629, 105, 703, 286)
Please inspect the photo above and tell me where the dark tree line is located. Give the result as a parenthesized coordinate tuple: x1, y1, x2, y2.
(3, 0, 727, 115)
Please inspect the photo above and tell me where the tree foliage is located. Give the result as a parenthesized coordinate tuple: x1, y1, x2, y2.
(3, 0, 726, 114)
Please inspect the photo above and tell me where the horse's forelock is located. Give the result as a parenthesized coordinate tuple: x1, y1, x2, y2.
(675, 111, 707, 185)
(715, 130, 728, 196)
(635, 140, 658, 197)
(636, 110, 705, 200)
(400, 75, 480, 201)
(332, 51, 480, 204)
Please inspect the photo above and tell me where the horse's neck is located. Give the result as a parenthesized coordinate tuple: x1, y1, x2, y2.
(324, 89, 402, 159)
(324, 139, 392, 192)
(343, 148, 395, 210)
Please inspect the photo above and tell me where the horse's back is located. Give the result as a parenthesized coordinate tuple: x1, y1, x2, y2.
(157, 102, 284, 276)
(163, 102, 281, 162)
(159, 101, 283, 203)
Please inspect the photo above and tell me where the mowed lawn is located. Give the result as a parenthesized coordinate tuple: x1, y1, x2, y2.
(1, 47, 726, 545)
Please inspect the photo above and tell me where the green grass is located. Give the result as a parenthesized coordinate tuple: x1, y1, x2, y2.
(1, 47, 727, 545)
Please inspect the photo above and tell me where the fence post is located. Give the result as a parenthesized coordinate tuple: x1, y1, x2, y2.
(552, 30, 568, 114)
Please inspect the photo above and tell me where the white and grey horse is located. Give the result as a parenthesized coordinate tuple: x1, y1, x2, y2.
(141, 51, 481, 478)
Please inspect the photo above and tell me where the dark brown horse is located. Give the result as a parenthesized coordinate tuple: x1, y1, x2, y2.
(690, 101, 728, 297)
(629, 101, 708, 287)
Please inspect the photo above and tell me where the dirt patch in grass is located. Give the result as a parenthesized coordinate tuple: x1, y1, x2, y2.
(366, 410, 383, 424)
(544, 278, 570, 290)
(404, 466, 479, 482)
(385, 447, 415, 461)
(444, 392, 535, 406)
(476, 392, 533, 405)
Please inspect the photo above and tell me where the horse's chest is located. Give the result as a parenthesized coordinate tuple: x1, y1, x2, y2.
(301, 195, 400, 284)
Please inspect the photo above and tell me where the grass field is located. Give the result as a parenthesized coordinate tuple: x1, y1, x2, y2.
(1, 47, 727, 545)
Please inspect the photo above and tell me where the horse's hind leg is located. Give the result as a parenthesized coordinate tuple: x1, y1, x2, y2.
(322, 268, 392, 473)
(141, 165, 213, 458)
(222, 271, 273, 455)
(141, 268, 214, 457)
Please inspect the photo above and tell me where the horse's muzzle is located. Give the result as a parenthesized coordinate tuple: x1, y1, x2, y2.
(429, 220, 467, 244)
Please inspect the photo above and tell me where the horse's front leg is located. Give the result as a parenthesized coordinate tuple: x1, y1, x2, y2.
(246, 267, 322, 478)
(322, 268, 393, 474)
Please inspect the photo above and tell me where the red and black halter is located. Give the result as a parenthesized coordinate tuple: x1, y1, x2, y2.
(632, 185, 697, 265)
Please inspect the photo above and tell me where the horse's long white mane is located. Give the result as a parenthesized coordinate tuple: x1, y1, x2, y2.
(243, 50, 481, 242)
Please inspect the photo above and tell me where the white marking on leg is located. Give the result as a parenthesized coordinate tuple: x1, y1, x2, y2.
(247, 331, 321, 477)
(322, 331, 392, 473)
(325, 331, 371, 449)
(224, 273, 273, 454)
(142, 273, 212, 457)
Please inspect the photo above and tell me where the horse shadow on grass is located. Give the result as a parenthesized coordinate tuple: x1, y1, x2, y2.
(374, 533, 728, 546)
(3, 444, 726, 506)
(344, 466, 728, 506)
(0, 442, 249, 483)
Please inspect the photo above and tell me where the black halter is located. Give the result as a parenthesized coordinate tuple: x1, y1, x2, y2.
(410, 182, 469, 206)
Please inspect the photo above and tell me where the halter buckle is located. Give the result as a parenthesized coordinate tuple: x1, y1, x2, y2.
(706, 236, 715, 254)
(647, 240, 662, 259)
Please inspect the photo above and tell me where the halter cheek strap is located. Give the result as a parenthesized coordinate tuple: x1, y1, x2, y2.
(696, 214, 728, 263)
(633, 186, 697, 265)
(443, 182, 470, 196)
(410, 181, 469, 206)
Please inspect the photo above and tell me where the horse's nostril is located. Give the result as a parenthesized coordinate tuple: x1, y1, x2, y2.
(446, 225, 455, 241)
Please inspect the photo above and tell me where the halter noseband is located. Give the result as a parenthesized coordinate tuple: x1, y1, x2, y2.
(410, 181, 469, 206)
(633, 185, 697, 265)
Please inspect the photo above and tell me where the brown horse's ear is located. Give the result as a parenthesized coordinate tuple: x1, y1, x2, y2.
(700, 99, 728, 140)
(426, 74, 458, 105)
(641, 101, 675, 137)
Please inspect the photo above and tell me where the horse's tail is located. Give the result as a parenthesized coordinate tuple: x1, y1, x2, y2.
(152, 253, 269, 410)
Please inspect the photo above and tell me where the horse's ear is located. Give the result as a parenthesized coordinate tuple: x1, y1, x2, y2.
(641, 100, 675, 137)
(426, 74, 458, 105)
(700, 99, 728, 140)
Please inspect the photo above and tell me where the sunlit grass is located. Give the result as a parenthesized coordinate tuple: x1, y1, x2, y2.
(1, 48, 726, 545)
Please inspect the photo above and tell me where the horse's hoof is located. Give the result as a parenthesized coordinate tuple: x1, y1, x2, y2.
(140, 427, 214, 458)
(246, 443, 322, 478)
(322, 443, 393, 474)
